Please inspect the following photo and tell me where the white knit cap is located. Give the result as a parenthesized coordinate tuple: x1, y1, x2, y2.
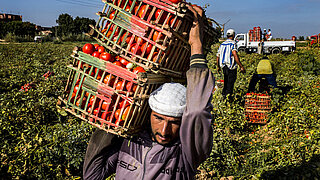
(148, 83, 186, 117)
(226, 29, 235, 36)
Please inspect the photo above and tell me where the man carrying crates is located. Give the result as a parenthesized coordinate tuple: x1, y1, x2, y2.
(83, 4, 214, 180)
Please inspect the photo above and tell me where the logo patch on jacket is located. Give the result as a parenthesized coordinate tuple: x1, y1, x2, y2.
(118, 160, 138, 171)
(160, 166, 185, 175)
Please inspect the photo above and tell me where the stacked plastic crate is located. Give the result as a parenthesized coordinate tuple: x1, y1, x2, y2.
(244, 92, 271, 124)
(58, 0, 219, 137)
(249, 26, 262, 42)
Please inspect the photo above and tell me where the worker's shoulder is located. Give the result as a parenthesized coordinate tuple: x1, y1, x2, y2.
(221, 39, 236, 45)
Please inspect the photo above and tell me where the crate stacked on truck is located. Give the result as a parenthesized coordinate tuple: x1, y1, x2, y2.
(249, 26, 261, 42)
(57, 0, 220, 137)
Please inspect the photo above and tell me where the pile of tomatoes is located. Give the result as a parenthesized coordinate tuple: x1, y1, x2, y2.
(98, 0, 186, 63)
(82, 43, 146, 73)
(71, 43, 148, 125)
(70, 75, 136, 126)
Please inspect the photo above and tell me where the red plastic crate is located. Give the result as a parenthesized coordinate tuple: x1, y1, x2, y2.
(87, 0, 219, 77)
(58, 48, 186, 137)
(244, 92, 271, 124)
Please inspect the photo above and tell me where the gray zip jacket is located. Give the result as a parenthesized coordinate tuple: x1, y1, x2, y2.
(83, 54, 214, 180)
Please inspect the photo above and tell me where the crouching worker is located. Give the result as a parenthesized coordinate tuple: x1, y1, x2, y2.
(83, 4, 215, 180)
(248, 56, 277, 92)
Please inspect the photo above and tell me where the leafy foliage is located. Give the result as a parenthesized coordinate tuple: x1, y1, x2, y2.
(0, 42, 319, 179)
(53, 13, 96, 37)
(199, 46, 320, 179)
(0, 42, 95, 179)
(0, 21, 36, 39)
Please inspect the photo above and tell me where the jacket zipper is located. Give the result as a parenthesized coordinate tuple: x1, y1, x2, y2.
(141, 145, 152, 180)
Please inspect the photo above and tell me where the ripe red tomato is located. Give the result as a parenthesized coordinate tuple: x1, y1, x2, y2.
(101, 111, 111, 121)
(134, 6, 139, 15)
(100, 52, 114, 62)
(103, 74, 115, 86)
(152, 31, 164, 42)
(149, 52, 162, 63)
(141, 42, 153, 55)
(126, 81, 137, 92)
(92, 51, 100, 58)
(169, 0, 181, 3)
(97, 74, 102, 80)
(133, 66, 146, 74)
(74, 84, 80, 93)
(113, 61, 124, 67)
(138, 5, 150, 18)
(121, 33, 132, 44)
(94, 44, 100, 50)
(106, 30, 113, 38)
(114, 109, 121, 120)
(115, 0, 133, 7)
(119, 57, 129, 66)
(87, 106, 99, 115)
(112, 35, 121, 44)
(101, 101, 109, 110)
(122, 106, 131, 120)
(115, 81, 126, 90)
(97, 46, 105, 53)
(155, 9, 168, 24)
(70, 93, 76, 102)
(88, 95, 95, 106)
(76, 97, 87, 108)
(134, 36, 145, 45)
(82, 43, 95, 55)
(168, 15, 179, 28)
(109, 11, 116, 19)
(118, 100, 130, 109)
(130, 43, 142, 55)
(124, 5, 131, 12)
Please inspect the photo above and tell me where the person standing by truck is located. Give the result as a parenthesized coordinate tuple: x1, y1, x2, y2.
(217, 29, 246, 100)
(267, 29, 272, 41)
(262, 29, 267, 41)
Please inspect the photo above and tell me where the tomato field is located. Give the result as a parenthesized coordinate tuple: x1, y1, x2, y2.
(0, 42, 319, 179)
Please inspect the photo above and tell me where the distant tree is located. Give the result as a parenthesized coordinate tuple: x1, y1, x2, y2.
(298, 36, 305, 41)
(56, 13, 75, 36)
(0, 21, 35, 38)
(55, 13, 95, 37)
(0, 22, 5, 38)
(73, 17, 96, 34)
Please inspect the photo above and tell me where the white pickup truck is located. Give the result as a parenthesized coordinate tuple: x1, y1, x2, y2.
(235, 33, 296, 54)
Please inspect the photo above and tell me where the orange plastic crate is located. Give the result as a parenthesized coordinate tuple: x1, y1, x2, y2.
(245, 93, 271, 124)
(87, 0, 218, 77)
(58, 48, 185, 137)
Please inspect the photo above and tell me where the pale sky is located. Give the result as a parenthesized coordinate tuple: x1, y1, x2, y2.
(1, 0, 320, 38)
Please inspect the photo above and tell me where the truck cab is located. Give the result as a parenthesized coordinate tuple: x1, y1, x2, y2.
(235, 33, 260, 53)
(235, 34, 248, 51)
